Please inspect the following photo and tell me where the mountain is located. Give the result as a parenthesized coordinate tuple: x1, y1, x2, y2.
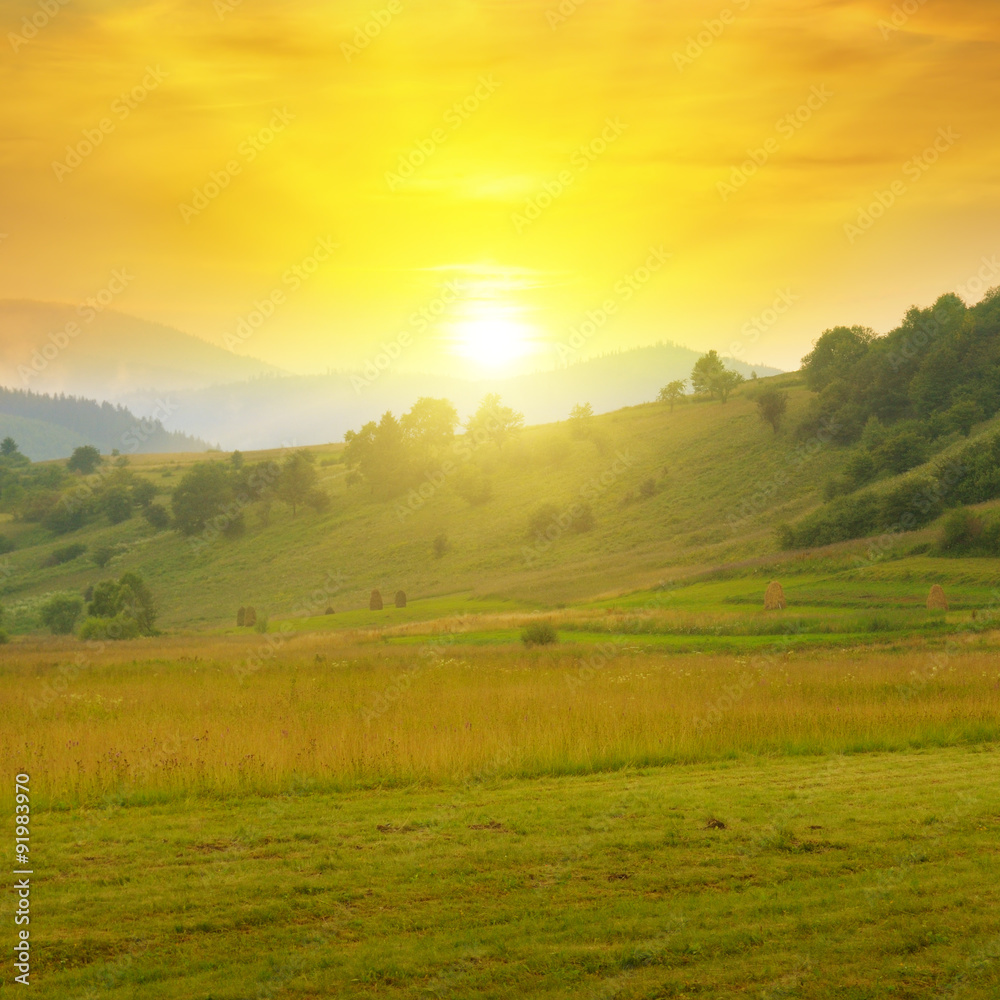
(119, 344, 781, 450)
(0, 387, 208, 460)
(0, 300, 282, 400)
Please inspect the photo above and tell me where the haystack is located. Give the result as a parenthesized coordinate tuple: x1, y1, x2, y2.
(764, 581, 786, 610)
(927, 585, 948, 611)
(237, 606, 246, 627)
(244, 606, 257, 626)
(370, 589, 383, 611)
(326, 606, 335, 615)
(395, 590, 406, 608)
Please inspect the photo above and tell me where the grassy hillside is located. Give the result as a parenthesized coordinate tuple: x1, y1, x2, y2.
(2, 374, 998, 634)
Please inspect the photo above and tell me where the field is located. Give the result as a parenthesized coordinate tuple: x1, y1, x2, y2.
(4, 391, 1000, 997)
(4, 577, 1000, 997)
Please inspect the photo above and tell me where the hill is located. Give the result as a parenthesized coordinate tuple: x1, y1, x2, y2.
(118, 344, 780, 450)
(0, 299, 282, 401)
(0, 375, 852, 629)
(0, 387, 208, 460)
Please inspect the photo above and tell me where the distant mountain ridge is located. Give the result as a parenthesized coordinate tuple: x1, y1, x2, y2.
(0, 387, 208, 461)
(119, 344, 781, 450)
(0, 299, 282, 400)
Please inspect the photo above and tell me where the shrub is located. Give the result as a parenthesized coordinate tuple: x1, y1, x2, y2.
(527, 503, 561, 540)
(454, 466, 492, 506)
(102, 487, 134, 524)
(521, 621, 557, 646)
(144, 504, 170, 530)
(254, 614, 269, 634)
(131, 479, 158, 508)
(78, 614, 141, 641)
(570, 503, 595, 533)
(92, 544, 114, 568)
(45, 543, 87, 567)
(86, 572, 157, 636)
(39, 594, 84, 635)
(0, 535, 14, 555)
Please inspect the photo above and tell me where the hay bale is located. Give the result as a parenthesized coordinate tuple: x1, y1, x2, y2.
(764, 581, 786, 611)
(237, 606, 246, 627)
(927, 585, 948, 611)
(326, 606, 335, 615)
(244, 606, 257, 626)
(369, 589, 383, 611)
(394, 590, 406, 608)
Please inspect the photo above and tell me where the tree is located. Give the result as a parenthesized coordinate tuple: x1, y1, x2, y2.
(467, 393, 524, 450)
(800, 326, 875, 392)
(0, 437, 18, 457)
(755, 386, 788, 433)
(400, 398, 459, 454)
(657, 380, 686, 412)
(86, 571, 157, 636)
(277, 450, 319, 516)
(569, 403, 594, 438)
(171, 462, 235, 536)
(67, 445, 102, 475)
(39, 594, 83, 635)
(712, 368, 745, 404)
(102, 487, 134, 524)
(690, 351, 744, 403)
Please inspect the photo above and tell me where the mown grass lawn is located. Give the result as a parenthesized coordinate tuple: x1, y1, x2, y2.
(26, 745, 1000, 999)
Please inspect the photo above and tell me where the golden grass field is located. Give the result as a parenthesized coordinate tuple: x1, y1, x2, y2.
(6, 628, 1000, 810)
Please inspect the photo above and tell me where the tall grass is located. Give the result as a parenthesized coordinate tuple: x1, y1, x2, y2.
(3, 633, 999, 807)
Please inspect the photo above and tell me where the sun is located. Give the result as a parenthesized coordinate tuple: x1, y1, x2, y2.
(449, 307, 537, 372)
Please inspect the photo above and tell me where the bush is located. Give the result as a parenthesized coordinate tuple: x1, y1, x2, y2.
(92, 544, 114, 568)
(454, 466, 492, 506)
(0, 629, 8, 645)
(44, 543, 87, 567)
(39, 594, 84, 635)
(78, 614, 141, 641)
(570, 503, 595, 533)
(0, 535, 14, 555)
(143, 504, 170, 530)
(102, 487, 134, 524)
(254, 614, 269, 634)
(527, 503, 561, 539)
(521, 622, 557, 647)
(86, 572, 157, 635)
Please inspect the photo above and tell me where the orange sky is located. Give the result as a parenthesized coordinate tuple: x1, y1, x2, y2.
(1, 0, 999, 376)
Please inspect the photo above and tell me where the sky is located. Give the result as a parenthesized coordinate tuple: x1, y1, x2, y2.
(1, 0, 999, 378)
